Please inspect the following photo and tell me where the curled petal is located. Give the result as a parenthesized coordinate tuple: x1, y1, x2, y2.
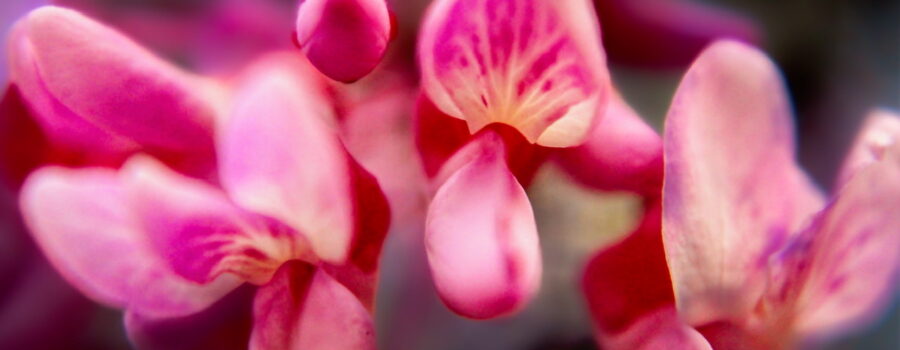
(555, 93, 663, 195)
(220, 63, 355, 264)
(770, 143, 900, 342)
(662, 40, 824, 325)
(583, 202, 673, 335)
(19, 165, 238, 318)
(418, 0, 611, 147)
(250, 262, 375, 350)
(9, 6, 217, 156)
(835, 109, 900, 190)
(600, 308, 712, 350)
(295, 0, 392, 82)
(123, 156, 312, 286)
(425, 130, 541, 319)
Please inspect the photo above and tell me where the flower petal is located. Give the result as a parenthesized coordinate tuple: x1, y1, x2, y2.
(220, 61, 355, 264)
(425, 130, 541, 319)
(19, 165, 238, 318)
(123, 156, 313, 286)
(662, 40, 824, 325)
(600, 307, 712, 350)
(9, 6, 217, 156)
(555, 93, 663, 195)
(418, 0, 611, 147)
(771, 142, 900, 342)
(835, 109, 900, 190)
(295, 0, 392, 83)
(583, 202, 673, 335)
(250, 262, 376, 350)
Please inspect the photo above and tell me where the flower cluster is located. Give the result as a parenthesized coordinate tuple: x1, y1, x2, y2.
(0, 0, 896, 349)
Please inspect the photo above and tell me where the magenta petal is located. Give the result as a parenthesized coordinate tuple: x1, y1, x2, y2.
(418, 0, 611, 147)
(220, 62, 355, 264)
(9, 6, 216, 155)
(122, 156, 312, 285)
(835, 109, 900, 190)
(555, 93, 663, 195)
(601, 308, 712, 350)
(19, 165, 238, 318)
(771, 142, 900, 341)
(250, 262, 375, 350)
(662, 40, 824, 325)
(425, 130, 541, 319)
(295, 0, 391, 82)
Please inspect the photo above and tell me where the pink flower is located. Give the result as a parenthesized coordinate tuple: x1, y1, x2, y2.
(295, 0, 394, 83)
(12, 7, 390, 349)
(584, 40, 900, 349)
(416, 0, 663, 319)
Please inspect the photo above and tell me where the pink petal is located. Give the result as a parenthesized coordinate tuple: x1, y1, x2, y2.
(19, 165, 238, 318)
(320, 158, 392, 310)
(555, 92, 663, 195)
(250, 262, 376, 350)
(835, 109, 900, 190)
(662, 40, 824, 326)
(122, 156, 313, 286)
(596, 0, 760, 68)
(769, 142, 900, 342)
(9, 6, 217, 157)
(425, 130, 541, 319)
(295, 0, 392, 83)
(220, 61, 356, 264)
(418, 0, 611, 147)
(600, 307, 712, 350)
(583, 202, 673, 335)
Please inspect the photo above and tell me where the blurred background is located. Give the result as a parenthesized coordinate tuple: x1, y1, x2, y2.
(0, 0, 897, 349)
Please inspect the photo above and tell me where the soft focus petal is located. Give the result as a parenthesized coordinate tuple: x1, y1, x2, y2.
(19, 165, 238, 318)
(418, 0, 611, 147)
(601, 308, 712, 350)
(835, 109, 900, 190)
(295, 0, 392, 83)
(770, 142, 900, 342)
(9, 6, 217, 156)
(555, 93, 663, 195)
(425, 130, 541, 319)
(583, 202, 673, 335)
(596, 0, 760, 68)
(220, 61, 355, 264)
(123, 156, 312, 286)
(250, 262, 376, 350)
(662, 40, 824, 325)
